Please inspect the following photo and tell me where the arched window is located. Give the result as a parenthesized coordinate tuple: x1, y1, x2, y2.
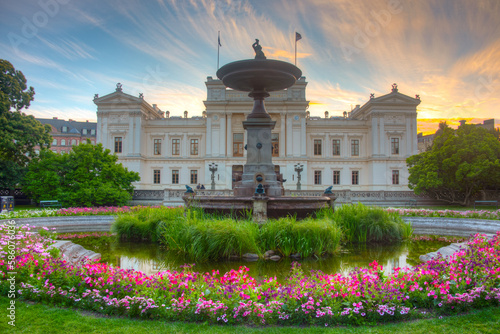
(61, 139, 66, 146)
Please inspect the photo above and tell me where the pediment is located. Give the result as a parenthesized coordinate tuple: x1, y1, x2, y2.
(94, 91, 142, 105)
(371, 92, 420, 106)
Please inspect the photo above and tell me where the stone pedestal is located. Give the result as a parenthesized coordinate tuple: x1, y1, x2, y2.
(233, 94, 283, 197)
(252, 196, 268, 223)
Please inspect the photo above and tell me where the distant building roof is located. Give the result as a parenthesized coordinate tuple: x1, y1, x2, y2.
(36, 118, 96, 136)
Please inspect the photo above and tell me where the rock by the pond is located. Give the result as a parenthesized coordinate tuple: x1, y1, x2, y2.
(290, 253, 301, 259)
(419, 242, 466, 262)
(48, 240, 101, 265)
(229, 254, 240, 260)
(269, 255, 281, 261)
(263, 250, 275, 258)
(242, 253, 259, 261)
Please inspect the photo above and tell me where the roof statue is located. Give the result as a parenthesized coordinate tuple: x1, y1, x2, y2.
(252, 39, 266, 60)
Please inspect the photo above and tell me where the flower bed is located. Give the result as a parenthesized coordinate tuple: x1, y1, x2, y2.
(0, 206, 163, 219)
(386, 207, 500, 220)
(1, 224, 499, 326)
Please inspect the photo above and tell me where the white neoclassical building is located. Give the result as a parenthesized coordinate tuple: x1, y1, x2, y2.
(94, 78, 420, 197)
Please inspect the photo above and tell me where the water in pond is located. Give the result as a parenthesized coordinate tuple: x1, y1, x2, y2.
(69, 236, 455, 281)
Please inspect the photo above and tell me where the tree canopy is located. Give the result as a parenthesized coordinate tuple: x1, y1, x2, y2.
(22, 141, 140, 207)
(0, 59, 52, 189)
(407, 124, 500, 205)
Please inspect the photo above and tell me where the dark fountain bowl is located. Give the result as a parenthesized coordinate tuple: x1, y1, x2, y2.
(216, 59, 302, 92)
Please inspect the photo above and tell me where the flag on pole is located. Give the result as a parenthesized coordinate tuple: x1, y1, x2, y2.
(295, 32, 302, 66)
(217, 31, 221, 71)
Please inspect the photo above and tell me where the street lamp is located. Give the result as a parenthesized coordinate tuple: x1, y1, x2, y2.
(294, 163, 303, 190)
(209, 163, 218, 190)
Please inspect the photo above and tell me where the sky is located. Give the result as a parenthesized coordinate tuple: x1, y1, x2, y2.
(1, 0, 499, 134)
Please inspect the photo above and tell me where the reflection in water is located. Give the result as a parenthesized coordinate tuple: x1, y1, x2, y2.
(71, 237, 449, 282)
(109, 241, 411, 281)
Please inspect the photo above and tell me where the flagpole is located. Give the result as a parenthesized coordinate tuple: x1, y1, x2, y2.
(217, 31, 220, 71)
(295, 37, 297, 66)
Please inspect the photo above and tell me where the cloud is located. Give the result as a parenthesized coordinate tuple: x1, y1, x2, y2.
(38, 37, 97, 60)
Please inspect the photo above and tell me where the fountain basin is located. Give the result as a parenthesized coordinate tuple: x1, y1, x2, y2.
(183, 195, 335, 220)
(216, 59, 302, 92)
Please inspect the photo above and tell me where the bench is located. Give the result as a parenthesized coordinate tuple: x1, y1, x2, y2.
(405, 199, 417, 208)
(40, 200, 62, 208)
(474, 200, 498, 210)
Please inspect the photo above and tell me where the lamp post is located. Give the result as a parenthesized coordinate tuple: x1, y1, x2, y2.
(294, 163, 303, 190)
(209, 163, 218, 190)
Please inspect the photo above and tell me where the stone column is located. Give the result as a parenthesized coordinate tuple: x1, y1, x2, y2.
(372, 116, 378, 156)
(206, 117, 212, 157)
(219, 114, 226, 157)
(280, 113, 286, 157)
(379, 119, 385, 155)
(286, 115, 293, 157)
(226, 114, 232, 157)
(300, 117, 306, 156)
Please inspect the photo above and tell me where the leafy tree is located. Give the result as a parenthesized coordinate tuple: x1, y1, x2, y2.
(407, 124, 500, 206)
(0, 59, 52, 189)
(22, 141, 140, 207)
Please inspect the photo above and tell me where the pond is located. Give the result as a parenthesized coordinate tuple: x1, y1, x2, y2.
(69, 235, 455, 281)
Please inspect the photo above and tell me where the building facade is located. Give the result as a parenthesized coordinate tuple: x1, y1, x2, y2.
(94, 78, 420, 192)
(36, 118, 97, 154)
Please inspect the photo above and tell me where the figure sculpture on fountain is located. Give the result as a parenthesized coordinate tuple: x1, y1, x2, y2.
(252, 39, 266, 59)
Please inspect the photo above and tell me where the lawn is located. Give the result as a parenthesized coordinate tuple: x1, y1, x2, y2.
(1, 296, 499, 334)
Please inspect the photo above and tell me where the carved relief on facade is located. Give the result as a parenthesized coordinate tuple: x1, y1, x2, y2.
(291, 89, 302, 100)
(385, 114, 405, 124)
(109, 114, 129, 124)
(209, 88, 223, 100)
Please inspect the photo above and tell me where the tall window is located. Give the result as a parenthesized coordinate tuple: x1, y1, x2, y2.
(271, 133, 279, 157)
(352, 171, 359, 185)
(332, 139, 341, 156)
(190, 139, 199, 155)
(153, 170, 161, 184)
(71, 139, 77, 146)
(61, 139, 66, 146)
(351, 139, 359, 156)
(62, 126, 67, 132)
(190, 170, 198, 184)
(314, 171, 322, 185)
(333, 170, 340, 185)
(172, 139, 180, 155)
(82, 129, 88, 135)
(392, 170, 400, 185)
(114, 137, 122, 153)
(154, 139, 161, 155)
(91, 129, 96, 135)
(233, 133, 243, 157)
(314, 139, 322, 156)
(52, 139, 57, 146)
(391, 138, 400, 155)
(172, 170, 179, 184)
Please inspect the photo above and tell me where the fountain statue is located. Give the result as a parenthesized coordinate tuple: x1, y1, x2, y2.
(183, 39, 335, 221)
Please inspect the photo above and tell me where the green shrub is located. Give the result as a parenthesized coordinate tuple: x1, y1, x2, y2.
(157, 210, 261, 261)
(112, 206, 184, 242)
(321, 203, 412, 243)
(259, 216, 342, 257)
